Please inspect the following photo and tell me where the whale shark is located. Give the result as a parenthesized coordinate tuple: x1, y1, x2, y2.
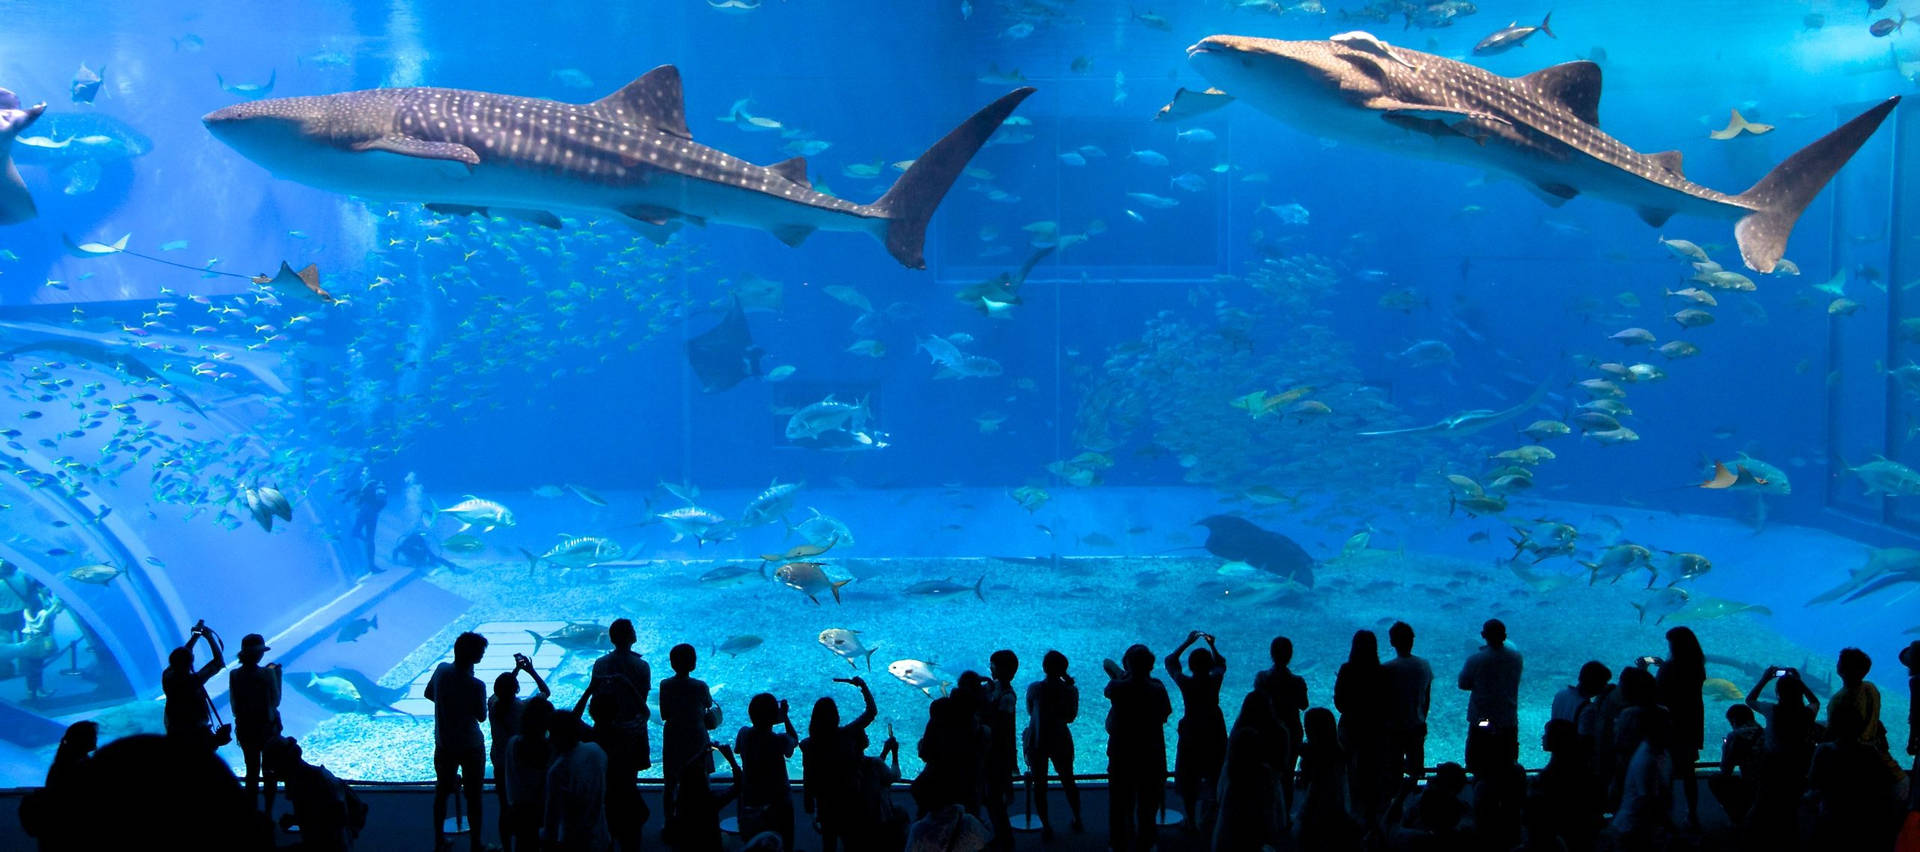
(1186, 32, 1899, 273)
(0, 89, 46, 224)
(204, 66, 1035, 269)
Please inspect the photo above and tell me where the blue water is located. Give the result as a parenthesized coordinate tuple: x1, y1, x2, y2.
(0, 1, 1914, 784)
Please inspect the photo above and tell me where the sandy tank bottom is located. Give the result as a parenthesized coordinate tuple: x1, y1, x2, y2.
(288, 546, 1892, 783)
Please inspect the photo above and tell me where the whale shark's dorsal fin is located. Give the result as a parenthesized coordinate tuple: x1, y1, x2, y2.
(593, 65, 691, 140)
(1647, 149, 1684, 178)
(767, 156, 811, 188)
(1519, 61, 1603, 127)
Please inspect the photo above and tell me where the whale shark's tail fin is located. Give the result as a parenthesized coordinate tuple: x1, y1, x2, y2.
(1734, 96, 1900, 273)
(873, 87, 1036, 269)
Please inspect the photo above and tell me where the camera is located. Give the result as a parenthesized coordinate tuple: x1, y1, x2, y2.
(1475, 718, 1492, 729)
(1771, 666, 1794, 678)
(211, 723, 233, 747)
(513, 652, 531, 669)
(1637, 656, 1659, 667)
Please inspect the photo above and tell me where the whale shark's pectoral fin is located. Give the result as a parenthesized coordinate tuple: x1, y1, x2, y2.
(1371, 98, 1513, 128)
(772, 225, 815, 247)
(593, 65, 692, 140)
(426, 203, 562, 228)
(619, 203, 680, 226)
(1635, 206, 1675, 228)
(1523, 180, 1580, 207)
(349, 136, 479, 168)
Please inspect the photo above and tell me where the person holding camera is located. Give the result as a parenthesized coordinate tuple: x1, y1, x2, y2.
(1023, 650, 1082, 840)
(1167, 630, 1228, 834)
(489, 650, 550, 852)
(162, 620, 227, 750)
(802, 675, 881, 852)
(735, 692, 800, 849)
(658, 642, 719, 841)
(229, 633, 283, 811)
(1742, 665, 1819, 848)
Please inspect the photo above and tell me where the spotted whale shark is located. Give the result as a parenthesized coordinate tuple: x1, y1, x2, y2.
(204, 66, 1035, 269)
(1186, 32, 1899, 273)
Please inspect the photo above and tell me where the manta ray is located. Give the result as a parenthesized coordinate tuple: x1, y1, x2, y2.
(686, 296, 763, 393)
(204, 66, 1034, 268)
(1184, 31, 1898, 273)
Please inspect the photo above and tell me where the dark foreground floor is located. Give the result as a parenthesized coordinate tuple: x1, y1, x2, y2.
(0, 778, 1758, 851)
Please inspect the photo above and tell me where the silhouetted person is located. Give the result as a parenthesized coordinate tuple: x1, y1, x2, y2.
(547, 710, 613, 852)
(802, 675, 877, 852)
(659, 642, 717, 841)
(490, 650, 550, 851)
(162, 620, 226, 749)
(19, 720, 97, 849)
(1904, 640, 1919, 809)
(228, 633, 283, 813)
(508, 697, 555, 852)
(1808, 708, 1904, 849)
(980, 650, 1019, 849)
(427, 630, 488, 852)
(1166, 630, 1226, 832)
(1473, 740, 1529, 850)
(1828, 646, 1891, 754)
(1550, 661, 1610, 746)
(51, 733, 273, 849)
(915, 690, 986, 815)
(1381, 621, 1433, 791)
(2, 593, 63, 701)
(1457, 618, 1522, 771)
(1607, 665, 1664, 808)
(349, 467, 387, 574)
(1743, 666, 1818, 851)
(1391, 760, 1469, 848)
(1023, 650, 1082, 839)
(1105, 643, 1171, 852)
(672, 744, 741, 852)
(1214, 690, 1285, 851)
(906, 803, 991, 852)
(851, 729, 907, 851)
(1253, 635, 1308, 823)
(1333, 629, 1388, 836)
(1708, 703, 1763, 833)
(1534, 718, 1599, 852)
(579, 617, 650, 851)
(736, 691, 799, 848)
(1650, 626, 1706, 829)
(1295, 706, 1360, 851)
(269, 737, 365, 851)
(1608, 708, 1673, 850)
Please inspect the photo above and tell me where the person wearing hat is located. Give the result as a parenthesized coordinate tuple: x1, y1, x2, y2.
(229, 632, 283, 811)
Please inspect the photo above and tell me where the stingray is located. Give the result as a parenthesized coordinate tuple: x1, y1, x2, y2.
(686, 296, 764, 392)
(1196, 514, 1318, 587)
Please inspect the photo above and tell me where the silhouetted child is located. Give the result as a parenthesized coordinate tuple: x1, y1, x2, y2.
(1253, 635, 1308, 825)
(17, 720, 97, 845)
(1828, 647, 1891, 754)
(736, 692, 799, 848)
(1708, 704, 1763, 831)
(1023, 650, 1082, 839)
(659, 642, 718, 842)
(1167, 630, 1227, 832)
(1534, 718, 1599, 852)
(427, 631, 488, 852)
(507, 697, 554, 852)
(981, 649, 1019, 849)
(906, 802, 992, 852)
(489, 651, 549, 852)
(1903, 640, 1919, 809)
(1609, 709, 1674, 849)
(270, 737, 365, 851)
(229, 633, 282, 813)
(1106, 643, 1172, 852)
(671, 744, 741, 852)
(1295, 706, 1359, 851)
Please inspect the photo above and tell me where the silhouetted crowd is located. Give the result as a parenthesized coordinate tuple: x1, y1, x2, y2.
(13, 617, 1920, 851)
